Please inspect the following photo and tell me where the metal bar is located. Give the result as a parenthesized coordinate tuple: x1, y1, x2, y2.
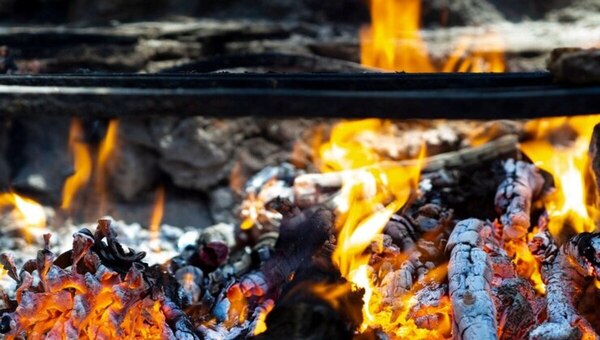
(0, 72, 553, 90)
(0, 73, 597, 119)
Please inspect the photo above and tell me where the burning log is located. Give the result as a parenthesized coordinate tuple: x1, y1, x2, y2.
(484, 230, 546, 339)
(375, 203, 454, 304)
(494, 159, 546, 239)
(295, 135, 518, 207)
(446, 219, 497, 340)
(531, 232, 600, 339)
(0, 219, 198, 339)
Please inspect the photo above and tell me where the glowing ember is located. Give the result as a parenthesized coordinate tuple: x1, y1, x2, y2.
(149, 186, 166, 251)
(521, 115, 600, 237)
(0, 222, 183, 339)
(62, 118, 92, 210)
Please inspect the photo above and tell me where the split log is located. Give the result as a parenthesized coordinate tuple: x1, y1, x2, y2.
(530, 232, 600, 340)
(446, 219, 497, 340)
(294, 135, 518, 207)
(494, 159, 546, 239)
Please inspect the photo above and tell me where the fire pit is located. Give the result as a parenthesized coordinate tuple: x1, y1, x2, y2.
(1, 0, 600, 339)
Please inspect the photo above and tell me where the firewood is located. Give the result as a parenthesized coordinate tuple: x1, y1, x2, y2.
(494, 159, 546, 239)
(446, 219, 497, 340)
(294, 135, 518, 207)
(530, 232, 600, 340)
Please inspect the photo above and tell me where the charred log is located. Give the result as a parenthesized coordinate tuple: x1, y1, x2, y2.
(494, 159, 546, 239)
(446, 219, 497, 340)
(531, 232, 600, 339)
(254, 255, 362, 340)
(229, 207, 333, 299)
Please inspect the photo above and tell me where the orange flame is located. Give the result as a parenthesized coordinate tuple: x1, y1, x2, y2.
(149, 186, 165, 251)
(521, 115, 600, 238)
(62, 119, 92, 210)
(360, 0, 505, 72)
(96, 120, 119, 214)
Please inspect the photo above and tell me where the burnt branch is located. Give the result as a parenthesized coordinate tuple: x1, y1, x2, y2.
(494, 159, 545, 239)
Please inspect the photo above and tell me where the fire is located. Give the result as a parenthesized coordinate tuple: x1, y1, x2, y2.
(315, 119, 435, 335)
(521, 115, 600, 238)
(360, 0, 505, 72)
(149, 186, 165, 251)
(0, 191, 46, 241)
(96, 119, 119, 214)
(360, 0, 434, 71)
(62, 119, 92, 210)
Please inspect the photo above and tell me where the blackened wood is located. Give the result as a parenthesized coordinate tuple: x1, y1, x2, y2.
(230, 208, 333, 298)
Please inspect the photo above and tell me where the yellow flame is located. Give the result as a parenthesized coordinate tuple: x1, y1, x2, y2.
(521, 115, 600, 237)
(149, 186, 165, 250)
(361, 0, 434, 71)
(317, 119, 426, 334)
(505, 238, 546, 294)
(61, 119, 92, 210)
(0, 192, 46, 242)
(360, 0, 505, 73)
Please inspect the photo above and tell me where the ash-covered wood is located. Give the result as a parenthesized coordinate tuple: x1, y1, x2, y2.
(494, 159, 546, 239)
(531, 232, 600, 339)
(446, 219, 497, 340)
